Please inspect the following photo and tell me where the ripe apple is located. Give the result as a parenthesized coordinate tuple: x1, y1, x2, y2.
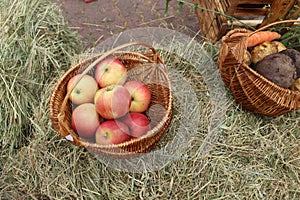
(94, 85, 131, 119)
(83, 0, 97, 3)
(95, 120, 131, 145)
(94, 58, 127, 88)
(71, 103, 100, 138)
(67, 74, 99, 105)
(123, 112, 151, 138)
(124, 80, 151, 112)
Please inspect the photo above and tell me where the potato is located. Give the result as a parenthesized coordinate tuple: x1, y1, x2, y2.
(273, 41, 287, 52)
(255, 53, 297, 88)
(291, 78, 300, 92)
(251, 41, 286, 64)
(244, 50, 251, 66)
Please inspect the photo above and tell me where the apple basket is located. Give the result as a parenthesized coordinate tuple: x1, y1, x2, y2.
(49, 42, 173, 157)
(218, 20, 300, 116)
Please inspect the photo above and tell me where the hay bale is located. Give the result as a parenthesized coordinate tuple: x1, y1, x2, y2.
(0, 0, 81, 151)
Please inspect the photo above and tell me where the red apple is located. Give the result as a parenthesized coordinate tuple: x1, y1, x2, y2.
(67, 74, 99, 105)
(123, 112, 151, 138)
(95, 120, 131, 145)
(94, 58, 127, 88)
(71, 103, 100, 138)
(124, 80, 151, 112)
(83, 0, 97, 3)
(94, 85, 131, 119)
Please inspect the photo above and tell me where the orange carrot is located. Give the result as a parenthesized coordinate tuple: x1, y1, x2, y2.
(231, 31, 281, 47)
(247, 31, 281, 47)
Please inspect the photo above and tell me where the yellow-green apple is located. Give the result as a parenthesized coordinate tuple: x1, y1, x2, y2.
(67, 74, 99, 105)
(124, 80, 151, 112)
(71, 103, 100, 138)
(94, 85, 131, 119)
(122, 112, 151, 138)
(94, 58, 127, 88)
(95, 120, 131, 145)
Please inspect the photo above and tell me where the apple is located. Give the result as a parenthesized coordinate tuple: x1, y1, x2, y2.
(71, 103, 100, 138)
(123, 112, 151, 138)
(83, 0, 97, 3)
(124, 80, 151, 112)
(67, 74, 99, 105)
(94, 85, 131, 119)
(94, 58, 127, 88)
(95, 120, 131, 145)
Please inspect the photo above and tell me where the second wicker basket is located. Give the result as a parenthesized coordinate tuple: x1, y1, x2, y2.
(218, 20, 300, 116)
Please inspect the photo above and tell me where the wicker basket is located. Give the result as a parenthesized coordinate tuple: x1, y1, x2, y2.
(218, 20, 300, 116)
(49, 42, 173, 157)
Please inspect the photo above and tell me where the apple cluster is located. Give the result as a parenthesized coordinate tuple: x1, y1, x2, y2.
(67, 57, 152, 145)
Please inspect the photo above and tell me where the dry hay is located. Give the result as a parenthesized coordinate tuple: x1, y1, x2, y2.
(1, 1, 300, 199)
(2, 82, 299, 199)
(0, 0, 81, 151)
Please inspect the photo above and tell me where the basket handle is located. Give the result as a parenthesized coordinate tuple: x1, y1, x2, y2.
(250, 19, 300, 36)
(58, 42, 161, 123)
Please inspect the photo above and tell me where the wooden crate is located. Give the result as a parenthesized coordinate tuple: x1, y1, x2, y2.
(193, 0, 300, 42)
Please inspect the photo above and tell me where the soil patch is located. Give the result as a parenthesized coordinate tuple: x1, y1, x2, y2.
(51, 0, 201, 49)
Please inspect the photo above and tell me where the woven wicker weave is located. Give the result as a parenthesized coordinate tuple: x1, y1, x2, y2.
(218, 20, 300, 116)
(49, 42, 173, 157)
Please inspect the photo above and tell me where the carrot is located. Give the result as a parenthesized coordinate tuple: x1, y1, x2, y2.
(247, 31, 281, 47)
(231, 31, 281, 47)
